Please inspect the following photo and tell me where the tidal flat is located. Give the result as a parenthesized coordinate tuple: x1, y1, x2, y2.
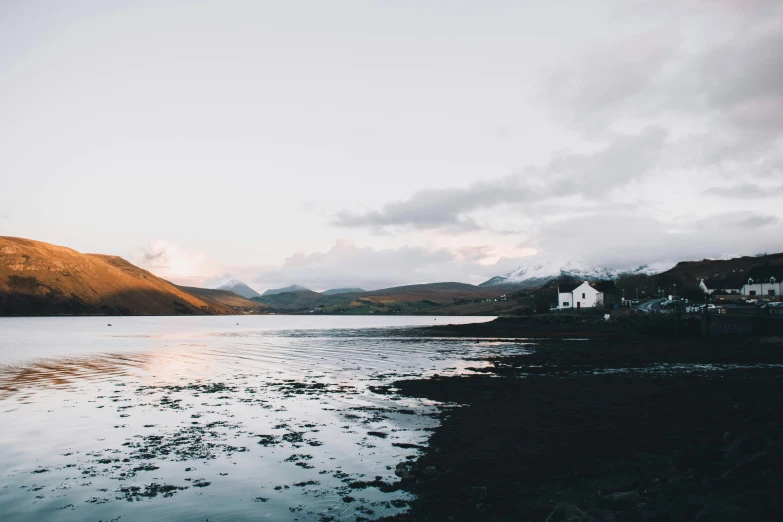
(0, 315, 510, 521)
(383, 329, 783, 522)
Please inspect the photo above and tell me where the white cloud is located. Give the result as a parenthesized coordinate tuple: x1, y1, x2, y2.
(135, 240, 224, 287)
(250, 239, 530, 291)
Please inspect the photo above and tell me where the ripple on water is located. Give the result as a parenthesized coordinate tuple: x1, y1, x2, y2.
(0, 317, 511, 522)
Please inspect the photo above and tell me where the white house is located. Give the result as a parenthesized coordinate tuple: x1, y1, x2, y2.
(698, 274, 744, 295)
(742, 266, 783, 297)
(557, 281, 603, 310)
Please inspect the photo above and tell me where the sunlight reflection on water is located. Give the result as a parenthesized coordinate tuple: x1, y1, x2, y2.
(0, 315, 530, 522)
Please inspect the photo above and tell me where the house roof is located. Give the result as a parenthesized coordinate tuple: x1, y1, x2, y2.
(746, 265, 783, 284)
(704, 274, 745, 290)
(558, 282, 582, 293)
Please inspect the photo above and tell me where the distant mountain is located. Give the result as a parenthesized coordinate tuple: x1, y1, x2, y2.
(216, 279, 261, 299)
(703, 253, 741, 261)
(254, 282, 503, 314)
(262, 284, 311, 296)
(179, 286, 266, 313)
(481, 260, 669, 288)
(322, 287, 365, 295)
(617, 264, 664, 277)
(0, 237, 234, 316)
(252, 289, 324, 311)
(481, 260, 619, 288)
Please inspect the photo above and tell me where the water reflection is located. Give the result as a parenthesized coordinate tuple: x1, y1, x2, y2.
(0, 318, 522, 522)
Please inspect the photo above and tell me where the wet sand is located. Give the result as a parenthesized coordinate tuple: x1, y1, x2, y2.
(383, 330, 783, 521)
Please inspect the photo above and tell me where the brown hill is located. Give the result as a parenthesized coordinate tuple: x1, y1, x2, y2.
(0, 236, 235, 316)
(178, 286, 267, 314)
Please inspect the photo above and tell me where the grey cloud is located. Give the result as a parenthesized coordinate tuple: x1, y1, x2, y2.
(333, 177, 541, 230)
(536, 212, 783, 269)
(704, 183, 783, 199)
(334, 126, 666, 231)
(544, 31, 676, 129)
(691, 30, 783, 136)
(549, 4, 783, 133)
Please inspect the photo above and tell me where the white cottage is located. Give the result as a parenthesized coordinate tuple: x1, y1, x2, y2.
(557, 281, 603, 310)
(742, 266, 783, 297)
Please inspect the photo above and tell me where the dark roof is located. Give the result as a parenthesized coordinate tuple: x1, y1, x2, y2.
(592, 280, 617, 293)
(704, 274, 745, 289)
(557, 282, 582, 293)
(746, 265, 783, 283)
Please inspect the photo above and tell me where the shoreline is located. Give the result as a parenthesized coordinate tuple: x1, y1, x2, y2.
(381, 327, 783, 521)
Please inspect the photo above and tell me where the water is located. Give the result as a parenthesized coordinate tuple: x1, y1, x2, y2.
(0, 315, 530, 522)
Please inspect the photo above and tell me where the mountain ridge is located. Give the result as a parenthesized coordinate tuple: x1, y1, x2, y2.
(0, 236, 234, 316)
(481, 259, 668, 288)
(216, 279, 261, 299)
(262, 284, 311, 296)
(322, 287, 366, 295)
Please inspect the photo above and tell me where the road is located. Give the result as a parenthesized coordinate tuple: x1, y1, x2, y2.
(635, 298, 666, 313)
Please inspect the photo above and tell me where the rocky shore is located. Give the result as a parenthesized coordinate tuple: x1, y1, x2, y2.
(382, 324, 783, 522)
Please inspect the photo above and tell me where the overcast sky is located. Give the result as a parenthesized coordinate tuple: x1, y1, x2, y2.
(1, 1, 781, 291)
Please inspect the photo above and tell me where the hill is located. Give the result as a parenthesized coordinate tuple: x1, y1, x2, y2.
(252, 289, 327, 311)
(322, 287, 365, 295)
(262, 284, 311, 296)
(216, 279, 261, 299)
(252, 282, 506, 314)
(178, 286, 267, 314)
(0, 237, 235, 316)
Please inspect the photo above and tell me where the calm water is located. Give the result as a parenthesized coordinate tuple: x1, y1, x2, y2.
(0, 316, 529, 522)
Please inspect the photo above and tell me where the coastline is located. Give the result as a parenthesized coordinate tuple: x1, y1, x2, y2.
(382, 322, 783, 521)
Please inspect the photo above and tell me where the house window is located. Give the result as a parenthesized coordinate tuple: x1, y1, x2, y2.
(562, 302, 570, 307)
(769, 290, 777, 296)
(750, 291, 756, 296)
(582, 293, 586, 299)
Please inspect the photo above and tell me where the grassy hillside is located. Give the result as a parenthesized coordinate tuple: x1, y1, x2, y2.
(252, 290, 345, 311)
(0, 237, 234, 316)
(178, 286, 267, 314)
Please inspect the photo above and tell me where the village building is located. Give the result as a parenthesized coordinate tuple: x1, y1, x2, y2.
(557, 281, 603, 310)
(741, 266, 783, 297)
(698, 274, 745, 295)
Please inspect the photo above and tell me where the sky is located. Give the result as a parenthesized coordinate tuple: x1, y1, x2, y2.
(1, 0, 781, 292)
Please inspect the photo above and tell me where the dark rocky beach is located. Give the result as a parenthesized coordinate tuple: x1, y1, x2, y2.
(382, 314, 783, 522)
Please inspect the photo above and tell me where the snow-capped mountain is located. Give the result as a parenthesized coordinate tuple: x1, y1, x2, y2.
(261, 284, 311, 296)
(480, 260, 665, 288)
(618, 264, 663, 277)
(705, 253, 741, 261)
(216, 279, 261, 299)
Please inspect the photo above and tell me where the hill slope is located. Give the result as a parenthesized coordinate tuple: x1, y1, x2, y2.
(178, 286, 267, 313)
(322, 287, 365, 295)
(0, 237, 234, 316)
(262, 284, 311, 296)
(253, 282, 505, 314)
(252, 289, 326, 311)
